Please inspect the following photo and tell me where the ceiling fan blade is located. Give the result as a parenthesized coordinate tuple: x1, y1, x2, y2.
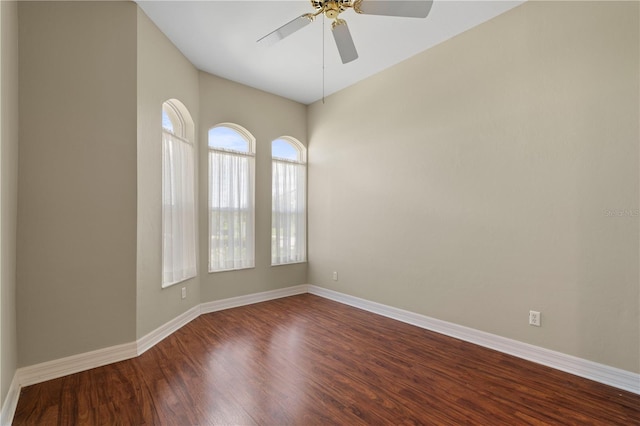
(332, 20, 358, 64)
(257, 14, 313, 46)
(355, 0, 433, 18)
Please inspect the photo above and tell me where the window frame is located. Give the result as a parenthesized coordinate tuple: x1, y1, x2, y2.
(208, 123, 256, 273)
(161, 99, 197, 288)
(271, 136, 307, 266)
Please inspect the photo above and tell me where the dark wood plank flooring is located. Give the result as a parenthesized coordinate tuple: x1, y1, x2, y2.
(13, 294, 640, 425)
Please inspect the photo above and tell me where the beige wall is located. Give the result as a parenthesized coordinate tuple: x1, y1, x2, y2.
(307, 1, 639, 372)
(1, 0, 18, 408)
(13, 1, 309, 367)
(17, 1, 138, 366)
(198, 73, 307, 302)
(136, 9, 200, 338)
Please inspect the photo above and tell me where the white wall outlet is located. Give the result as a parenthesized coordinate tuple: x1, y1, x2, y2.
(529, 310, 541, 327)
(181, 287, 187, 299)
(332, 271, 338, 281)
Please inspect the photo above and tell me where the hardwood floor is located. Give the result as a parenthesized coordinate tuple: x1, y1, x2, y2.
(13, 294, 640, 425)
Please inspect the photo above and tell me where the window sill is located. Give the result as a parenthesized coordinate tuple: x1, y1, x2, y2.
(208, 266, 255, 274)
(162, 274, 197, 289)
(271, 261, 307, 267)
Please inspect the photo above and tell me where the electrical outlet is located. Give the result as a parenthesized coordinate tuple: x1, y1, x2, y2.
(181, 287, 187, 299)
(332, 271, 338, 281)
(529, 310, 541, 327)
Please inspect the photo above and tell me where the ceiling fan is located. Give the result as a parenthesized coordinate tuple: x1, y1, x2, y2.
(257, 0, 434, 64)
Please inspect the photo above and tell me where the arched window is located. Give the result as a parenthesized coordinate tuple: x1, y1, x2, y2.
(162, 99, 196, 288)
(271, 137, 306, 265)
(208, 124, 256, 272)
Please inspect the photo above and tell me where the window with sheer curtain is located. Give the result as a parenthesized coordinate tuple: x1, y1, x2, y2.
(162, 100, 197, 288)
(209, 124, 255, 272)
(272, 137, 307, 265)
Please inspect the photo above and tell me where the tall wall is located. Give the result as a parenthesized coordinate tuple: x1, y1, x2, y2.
(17, 1, 138, 366)
(198, 73, 307, 302)
(136, 9, 200, 338)
(307, 1, 640, 372)
(0, 0, 19, 410)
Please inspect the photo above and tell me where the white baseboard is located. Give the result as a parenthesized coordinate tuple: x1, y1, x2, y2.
(307, 285, 640, 395)
(12, 285, 308, 391)
(139, 285, 309, 353)
(137, 305, 200, 355)
(17, 341, 138, 388)
(0, 374, 20, 426)
(4, 282, 637, 426)
(200, 284, 309, 314)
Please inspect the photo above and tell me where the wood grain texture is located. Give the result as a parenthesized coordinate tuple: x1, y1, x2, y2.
(13, 294, 640, 425)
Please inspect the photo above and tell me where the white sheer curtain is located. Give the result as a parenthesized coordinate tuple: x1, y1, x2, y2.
(209, 150, 255, 271)
(162, 131, 197, 287)
(272, 159, 306, 264)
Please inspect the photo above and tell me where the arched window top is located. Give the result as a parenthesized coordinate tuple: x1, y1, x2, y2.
(209, 123, 255, 154)
(161, 98, 196, 288)
(272, 137, 306, 163)
(162, 99, 189, 139)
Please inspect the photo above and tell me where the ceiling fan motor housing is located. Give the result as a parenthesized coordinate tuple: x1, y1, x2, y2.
(310, 0, 351, 19)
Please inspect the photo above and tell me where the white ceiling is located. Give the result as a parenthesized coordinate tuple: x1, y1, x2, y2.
(136, 1, 525, 105)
